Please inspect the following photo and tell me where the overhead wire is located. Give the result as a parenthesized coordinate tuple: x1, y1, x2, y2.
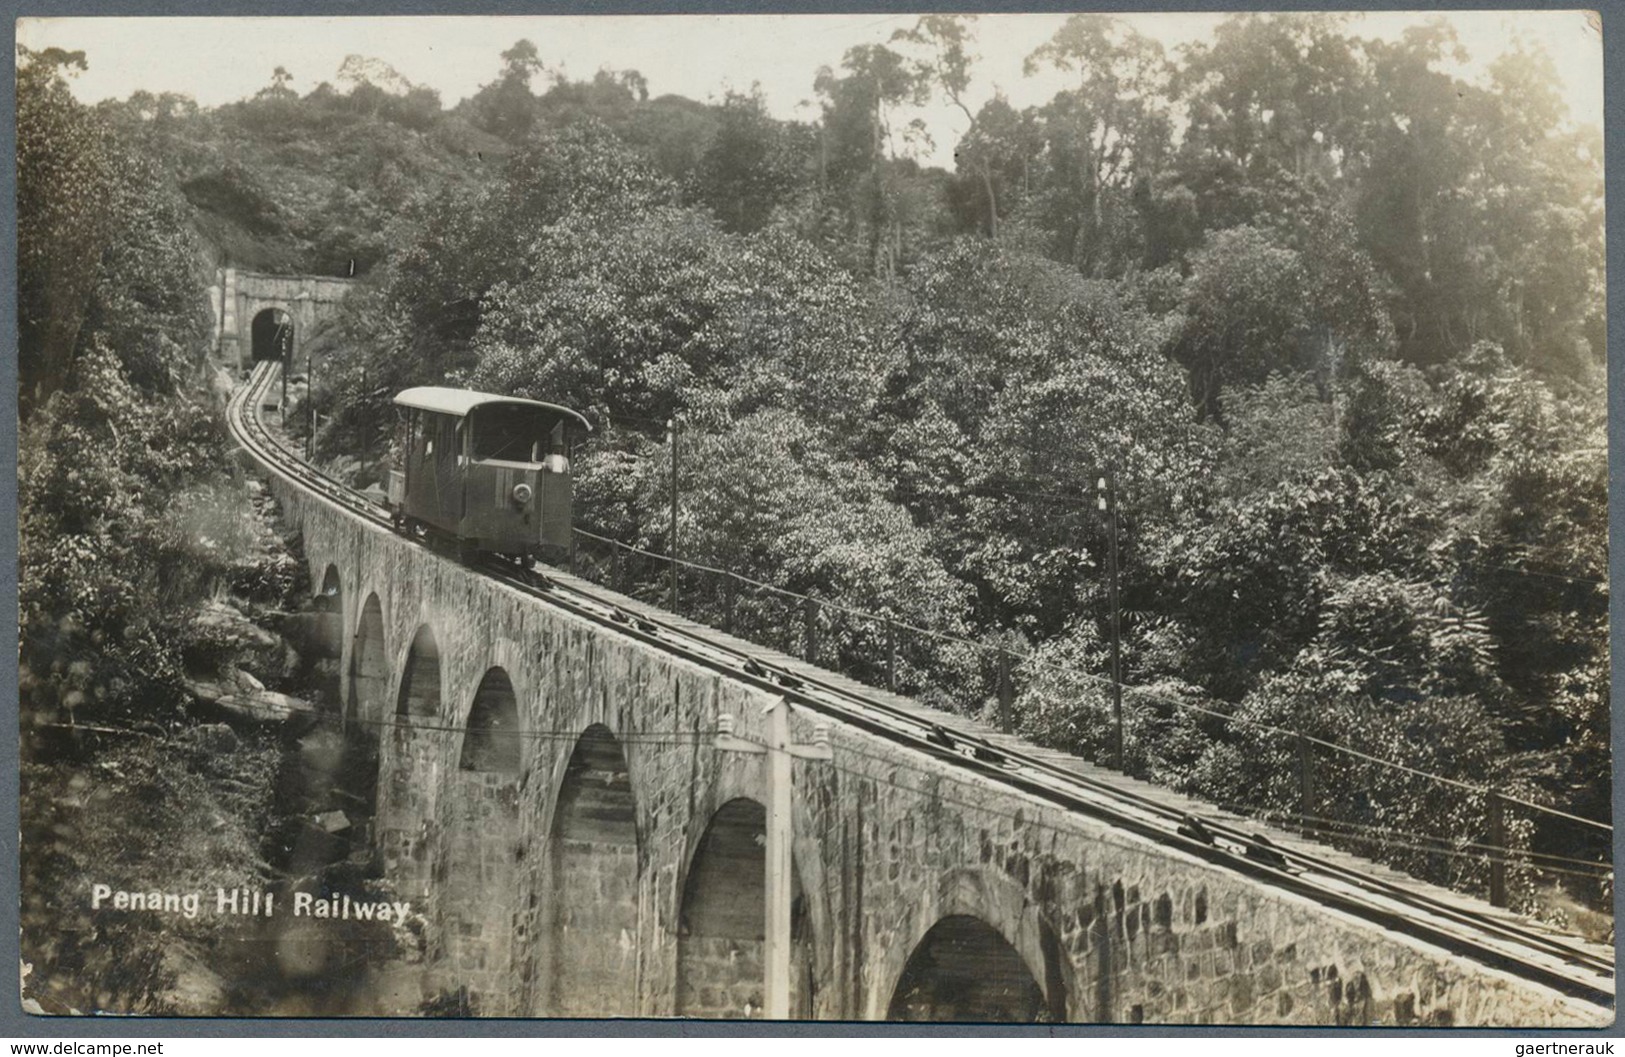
(36, 715, 1609, 893)
(230, 368, 1613, 934)
(572, 527, 1612, 835)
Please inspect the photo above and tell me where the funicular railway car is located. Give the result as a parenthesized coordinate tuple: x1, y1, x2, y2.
(385, 387, 591, 560)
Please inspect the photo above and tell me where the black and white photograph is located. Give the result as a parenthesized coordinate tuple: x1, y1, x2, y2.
(12, 11, 1612, 1026)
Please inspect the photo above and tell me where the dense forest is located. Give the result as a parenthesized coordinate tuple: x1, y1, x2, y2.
(18, 12, 1610, 975)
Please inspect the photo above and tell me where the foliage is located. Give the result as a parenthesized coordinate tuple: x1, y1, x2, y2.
(17, 51, 274, 732)
(1171, 207, 1393, 418)
(18, 46, 118, 413)
(465, 38, 548, 141)
(874, 240, 1205, 641)
(1020, 15, 1173, 275)
(466, 204, 884, 437)
(35, 23, 1604, 917)
(689, 89, 811, 234)
(21, 731, 280, 1014)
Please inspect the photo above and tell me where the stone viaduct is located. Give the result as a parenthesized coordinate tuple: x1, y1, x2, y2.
(211, 267, 356, 371)
(264, 472, 1609, 1027)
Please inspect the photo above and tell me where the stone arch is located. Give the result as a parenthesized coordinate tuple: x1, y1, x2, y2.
(348, 594, 388, 727)
(670, 722, 834, 1018)
(396, 624, 442, 719)
(337, 592, 386, 850)
(886, 915, 1046, 1022)
(375, 621, 442, 903)
(438, 665, 525, 1014)
(318, 563, 342, 605)
(874, 867, 1070, 1022)
(250, 306, 294, 362)
(675, 797, 815, 1019)
(459, 667, 522, 772)
(540, 724, 640, 1016)
(308, 565, 344, 706)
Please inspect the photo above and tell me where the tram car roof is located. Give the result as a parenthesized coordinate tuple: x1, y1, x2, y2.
(394, 387, 592, 432)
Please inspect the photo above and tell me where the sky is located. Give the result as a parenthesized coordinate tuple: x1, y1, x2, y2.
(17, 11, 1604, 171)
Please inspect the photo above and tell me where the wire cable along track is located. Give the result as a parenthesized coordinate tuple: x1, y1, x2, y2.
(227, 361, 1614, 1011)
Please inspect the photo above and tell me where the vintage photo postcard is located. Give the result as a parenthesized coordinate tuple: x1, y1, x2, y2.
(14, 11, 1612, 1025)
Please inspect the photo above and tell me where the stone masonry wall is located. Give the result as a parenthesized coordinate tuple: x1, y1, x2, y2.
(265, 474, 1611, 1027)
(435, 770, 521, 1015)
(547, 839, 639, 1017)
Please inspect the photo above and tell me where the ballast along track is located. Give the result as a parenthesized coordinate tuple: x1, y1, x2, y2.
(227, 361, 1614, 1012)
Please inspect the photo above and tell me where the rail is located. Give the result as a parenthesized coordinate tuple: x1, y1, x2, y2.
(226, 361, 1613, 1010)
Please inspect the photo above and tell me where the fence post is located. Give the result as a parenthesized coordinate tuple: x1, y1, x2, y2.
(1297, 730, 1315, 834)
(723, 578, 736, 635)
(803, 597, 818, 665)
(885, 619, 897, 694)
(997, 650, 1014, 734)
(1488, 792, 1508, 908)
(611, 542, 622, 592)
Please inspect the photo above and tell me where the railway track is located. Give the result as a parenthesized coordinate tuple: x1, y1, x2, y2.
(227, 360, 1615, 1012)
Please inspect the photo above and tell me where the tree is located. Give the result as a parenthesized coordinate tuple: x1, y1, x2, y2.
(501, 38, 544, 83)
(1178, 15, 1371, 175)
(894, 15, 1002, 237)
(690, 89, 807, 233)
(814, 43, 932, 277)
(468, 38, 547, 140)
(463, 203, 885, 438)
(306, 118, 675, 464)
(1349, 26, 1601, 374)
(1171, 196, 1391, 419)
(1023, 15, 1173, 274)
(943, 95, 1043, 238)
(872, 240, 1202, 641)
(17, 46, 115, 415)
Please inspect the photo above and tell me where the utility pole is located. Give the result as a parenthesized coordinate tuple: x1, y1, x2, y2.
(667, 415, 679, 613)
(279, 324, 289, 427)
(885, 618, 897, 694)
(997, 648, 1014, 734)
(307, 347, 316, 462)
(1297, 730, 1315, 834)
(802, 597, 819, 665)
(217, 258, 228, 359)
(1098, 473, 1123, 773)
(714, 699, 833, 1020)
(359, 368, 369, 469)
(1487, 792, 1508, 908)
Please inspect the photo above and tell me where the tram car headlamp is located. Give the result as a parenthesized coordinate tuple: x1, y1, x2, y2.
(511, 482, 534, 506)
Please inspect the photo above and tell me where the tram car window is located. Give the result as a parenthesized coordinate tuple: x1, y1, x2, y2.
(385, 387, 591, 559)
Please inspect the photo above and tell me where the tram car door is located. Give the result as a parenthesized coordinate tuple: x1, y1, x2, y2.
(400, 406, 465, 535)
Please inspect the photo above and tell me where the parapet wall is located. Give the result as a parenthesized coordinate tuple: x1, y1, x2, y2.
(261, 470, 1612, 1026)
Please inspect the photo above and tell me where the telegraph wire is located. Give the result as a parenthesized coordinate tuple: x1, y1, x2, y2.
(43, 716, 1605, 886)
(571, 528, 1612, 834)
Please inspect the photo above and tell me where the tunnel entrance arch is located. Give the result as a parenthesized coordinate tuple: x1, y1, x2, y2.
(250, 307, 294, 363)
(676, 797, 814, 1018)
(886, 915, 1046, 1022)
(542, 725, 640, 1016)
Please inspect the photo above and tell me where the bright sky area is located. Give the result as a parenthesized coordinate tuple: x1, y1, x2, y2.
(18, 11, 1604, 170)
